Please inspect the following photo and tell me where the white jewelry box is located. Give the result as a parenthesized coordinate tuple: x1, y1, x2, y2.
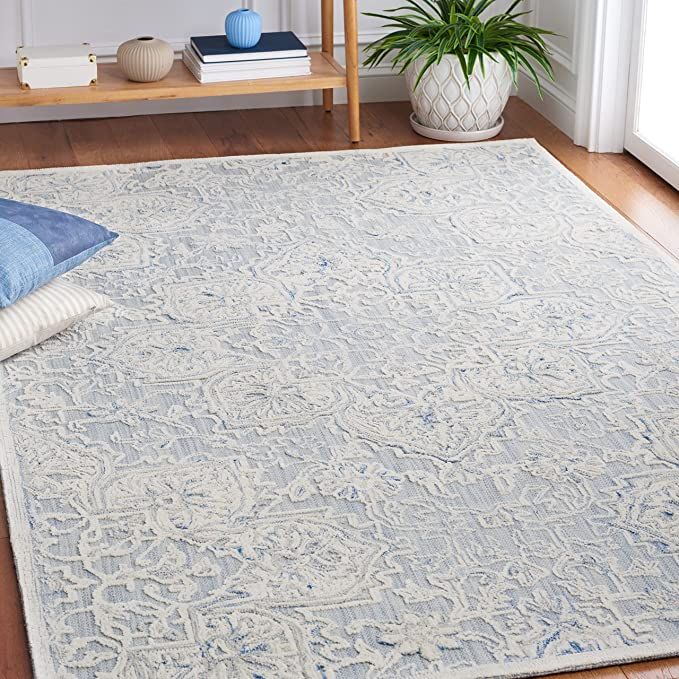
(16, 44, 97, 90)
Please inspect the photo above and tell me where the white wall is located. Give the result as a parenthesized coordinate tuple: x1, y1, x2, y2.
(516, 0, 581, 138)
(0, 0, 579, 138)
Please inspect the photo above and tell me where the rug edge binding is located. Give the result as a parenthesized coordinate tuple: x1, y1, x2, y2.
(0, 370, 55, 679)
(0, 137, 537, 176)
(414, 640, 679, 678)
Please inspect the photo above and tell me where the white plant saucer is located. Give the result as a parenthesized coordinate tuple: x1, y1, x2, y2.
(409, 112, 505, 142)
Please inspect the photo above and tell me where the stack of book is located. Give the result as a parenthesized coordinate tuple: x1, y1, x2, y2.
(184, 31, 310, 83)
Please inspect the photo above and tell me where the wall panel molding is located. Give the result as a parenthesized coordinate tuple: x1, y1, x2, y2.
(18, 0, 34, 46)
(547, 43, 577, 75)
(518, 72, 576, 137)
(279, 0, 292, 31)
(517, 0, 580, 139)
(523, 0, 578, 75)
(89, 30, 389, 63)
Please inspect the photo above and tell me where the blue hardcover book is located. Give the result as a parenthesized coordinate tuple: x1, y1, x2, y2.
(190, 31, 307, 63)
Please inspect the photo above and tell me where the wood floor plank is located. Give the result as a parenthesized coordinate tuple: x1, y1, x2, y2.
(622, 658, 679, 679)
(544, 667, 627, 679)
(495, 103, 534, 140)
(64, 118, 120, 166)
(106, 115, 174, 165)
(0, 123, 29, 171)
(362, 100, 432, 148)
(282, 105, 350, 151)
(0, 99, 677, 679)
(0, 482, 8, 540)
(245, 106, 315, 154)
(195, 109, 266, 156)
(0, 505, 7, 544)
(17, 121, 77, 169)
(0, 539, 32, 679)
(151, 113, 218, 160)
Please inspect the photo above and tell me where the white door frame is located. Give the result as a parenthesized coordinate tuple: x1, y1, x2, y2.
(573, 0, 635, 153)
(623, 0, 679, 189)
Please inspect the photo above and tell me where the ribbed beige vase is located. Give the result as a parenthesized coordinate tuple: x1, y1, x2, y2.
(117, 37, 174, 82)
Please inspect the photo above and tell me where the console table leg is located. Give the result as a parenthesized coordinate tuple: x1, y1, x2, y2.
(343, 0, 361, 142)
(322, 0, 334, 112)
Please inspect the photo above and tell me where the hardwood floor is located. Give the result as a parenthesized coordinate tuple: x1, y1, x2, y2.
(0, 98, 677, 679)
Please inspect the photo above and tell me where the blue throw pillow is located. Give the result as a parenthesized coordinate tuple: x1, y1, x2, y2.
(0, 198, 117, 308)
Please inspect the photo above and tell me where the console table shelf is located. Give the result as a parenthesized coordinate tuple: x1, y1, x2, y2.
(0, 54, 346, 106)
(0, 0, 361, 141)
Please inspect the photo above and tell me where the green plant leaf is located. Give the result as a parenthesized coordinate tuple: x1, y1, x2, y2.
(363, 0, 557, 94)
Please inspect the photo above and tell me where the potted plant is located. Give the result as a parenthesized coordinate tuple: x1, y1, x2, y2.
(364, 0, 556, 141)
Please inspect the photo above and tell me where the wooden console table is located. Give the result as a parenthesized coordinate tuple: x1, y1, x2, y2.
(0, 0, 361, 142)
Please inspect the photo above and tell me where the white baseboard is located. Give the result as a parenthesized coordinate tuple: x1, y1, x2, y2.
(517, 71, 576, 139)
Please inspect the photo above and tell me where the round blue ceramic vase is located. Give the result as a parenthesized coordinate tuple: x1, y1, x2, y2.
(225, 9, 262, 49)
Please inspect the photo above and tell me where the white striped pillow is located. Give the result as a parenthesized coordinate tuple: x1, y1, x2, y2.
(0, 279, 110, 361)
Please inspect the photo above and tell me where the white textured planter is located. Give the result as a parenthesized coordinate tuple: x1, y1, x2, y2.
(117, 37, 174, 83)
(405, 55, 513, 140)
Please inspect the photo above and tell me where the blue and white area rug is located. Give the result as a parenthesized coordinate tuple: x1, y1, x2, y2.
(1, 140, 678, 679)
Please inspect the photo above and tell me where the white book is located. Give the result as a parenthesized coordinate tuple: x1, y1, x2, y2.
(187, 67, 312, 84)
(183, 49, 311, 83)
(184, 45, 310, 73)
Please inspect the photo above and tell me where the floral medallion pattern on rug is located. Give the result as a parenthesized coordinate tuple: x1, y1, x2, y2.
(0, 140, 678, 678)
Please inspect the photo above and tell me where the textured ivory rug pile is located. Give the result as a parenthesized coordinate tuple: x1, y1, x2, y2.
(1, 140, 678, 678)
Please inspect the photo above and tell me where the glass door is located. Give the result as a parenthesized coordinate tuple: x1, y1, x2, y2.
(625, 0, 679, 189)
